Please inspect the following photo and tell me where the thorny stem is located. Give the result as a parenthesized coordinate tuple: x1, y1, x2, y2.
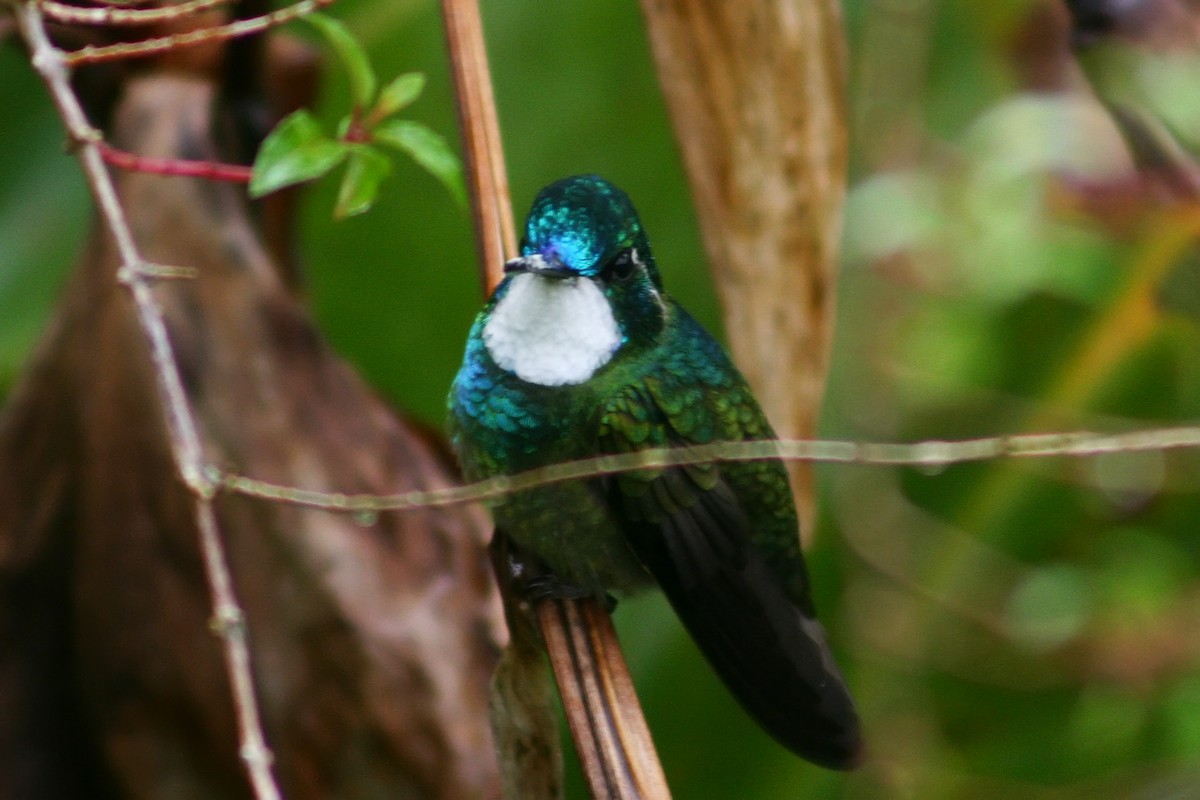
(62, 0, 335, 65)
(13, 4, 282, 800)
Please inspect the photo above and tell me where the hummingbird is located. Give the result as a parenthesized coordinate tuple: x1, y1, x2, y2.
(448, 174, 862, 769)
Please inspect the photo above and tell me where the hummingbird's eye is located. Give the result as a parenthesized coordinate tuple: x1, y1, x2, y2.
(607, 249, 638, 283)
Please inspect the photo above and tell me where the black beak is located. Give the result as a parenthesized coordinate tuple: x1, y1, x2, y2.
(504, 254, 575, 279)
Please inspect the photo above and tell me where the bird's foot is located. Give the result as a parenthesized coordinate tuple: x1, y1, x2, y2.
(525, 575, 617, 611)
(490, 529, 616, 611)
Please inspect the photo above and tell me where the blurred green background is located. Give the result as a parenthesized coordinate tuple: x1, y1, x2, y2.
(3, 0, 1200, 797)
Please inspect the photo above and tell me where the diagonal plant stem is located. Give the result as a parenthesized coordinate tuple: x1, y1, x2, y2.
(440, 0, 512, 292)
(13, 3, 281, 799)
(440, 0, 671, 797)
(539, 598, 673, 799)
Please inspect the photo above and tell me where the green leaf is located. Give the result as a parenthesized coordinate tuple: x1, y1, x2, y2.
(372, 119, 465, 206)
(373, 73, 426, 120)
(334, 146, 393, 219)
(306, 13, 376, 109)
(249, 110, 348, 198)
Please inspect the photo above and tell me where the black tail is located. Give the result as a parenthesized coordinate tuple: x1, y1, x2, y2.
(626, 479, 862, 769)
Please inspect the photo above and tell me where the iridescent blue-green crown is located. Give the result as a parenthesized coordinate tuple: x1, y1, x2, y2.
(520, 174, 661, 288)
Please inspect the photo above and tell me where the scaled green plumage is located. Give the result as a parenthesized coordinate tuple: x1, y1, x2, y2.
(449, 174, 861, 768)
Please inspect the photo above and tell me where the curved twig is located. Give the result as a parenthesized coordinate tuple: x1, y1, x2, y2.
(42, 0, 233, 27)
(62, 0, 333, 65)
(212, 424, 1200, 515)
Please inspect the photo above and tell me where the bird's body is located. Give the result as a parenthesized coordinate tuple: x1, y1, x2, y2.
(449, 175, 861, 769)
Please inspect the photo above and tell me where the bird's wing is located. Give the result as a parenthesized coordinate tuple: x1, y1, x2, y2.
(598, 374, 862, 769)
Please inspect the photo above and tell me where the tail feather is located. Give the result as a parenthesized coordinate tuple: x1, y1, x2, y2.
(627, 481, 862, 769)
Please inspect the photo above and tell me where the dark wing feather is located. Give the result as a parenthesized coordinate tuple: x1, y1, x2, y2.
(601, 382, 862, 769)
(623, 471, 861, 769)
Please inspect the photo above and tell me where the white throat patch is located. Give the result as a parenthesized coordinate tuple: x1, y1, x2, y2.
(483, 271, 622, 386)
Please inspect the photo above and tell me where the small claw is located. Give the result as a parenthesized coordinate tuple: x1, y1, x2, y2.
(524, 575, 615, 608)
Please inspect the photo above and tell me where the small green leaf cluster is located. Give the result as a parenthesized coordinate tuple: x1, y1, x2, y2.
(249, 13, 464, 219)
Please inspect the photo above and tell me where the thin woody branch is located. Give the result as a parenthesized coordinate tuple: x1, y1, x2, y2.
(42, 0, 232, 27)
(62, 0, 334, 65)
(12, 4, 281, 799)
(213, 423, 1200, 515)
(86, 0, 159, 7)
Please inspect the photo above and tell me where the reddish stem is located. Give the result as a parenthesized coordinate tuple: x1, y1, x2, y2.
(343, 112, 370, 144)
(97, 140, 253, 182)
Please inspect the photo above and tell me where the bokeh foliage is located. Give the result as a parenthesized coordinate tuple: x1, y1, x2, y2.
(3, 0, 1199, 797)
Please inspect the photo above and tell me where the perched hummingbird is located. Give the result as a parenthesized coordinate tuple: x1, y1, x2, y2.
(448, 175, 861, 769)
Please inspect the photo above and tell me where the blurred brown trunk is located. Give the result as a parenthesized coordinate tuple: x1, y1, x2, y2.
(0, 67, 502, 800)
(639, 0, 848, 539)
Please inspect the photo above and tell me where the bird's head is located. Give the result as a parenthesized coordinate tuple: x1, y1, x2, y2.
(505, 175, 667, 342)
(484, 176, 667, 387)
(512, 174, 662, 287)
